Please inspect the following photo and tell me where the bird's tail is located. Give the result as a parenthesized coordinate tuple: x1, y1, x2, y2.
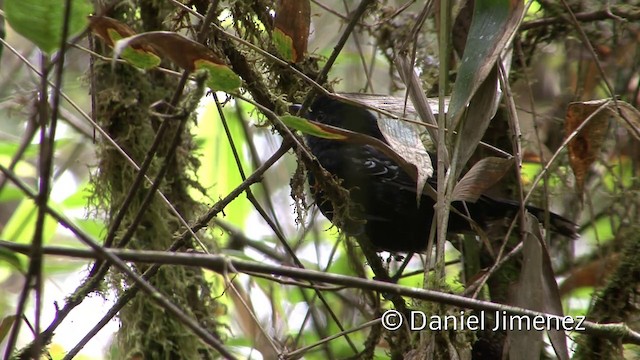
(524, 204, 578, 239)
(470, 196, 578, 239)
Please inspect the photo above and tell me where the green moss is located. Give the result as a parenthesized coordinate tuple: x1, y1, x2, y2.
(91, 49, 223, 360)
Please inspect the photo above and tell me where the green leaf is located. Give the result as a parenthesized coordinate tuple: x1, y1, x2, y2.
(73, 218, 105, 240)
(0, 186, 24, 203)
(108, 29, 160, 69)
(583, 216, 617, 244)
(111, 30, 242, 91)
(280, 115, 346, 140)
(448, 0, 523, 126)
(273, 0, 310, 62)
(120, 46, 162, 69)
(88, 16, 160, 69)
(44, 256, 87, 274)
(60, 181, 93, 207)
(0, 315, 18, 343)
(273, 29, 294, 62)
(0, 141, 39, 158)
(5, 0, 94, 54)
(0, 247, 24, 272)
(195, 60, 242, 92)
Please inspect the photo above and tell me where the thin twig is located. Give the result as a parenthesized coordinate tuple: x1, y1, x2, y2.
(0, 164, 236, 358)
(0, 37, 201, 258)
(59, 143, 290, 358)
(2, 0, 74, 357)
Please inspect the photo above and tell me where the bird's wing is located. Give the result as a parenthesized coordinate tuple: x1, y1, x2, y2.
(348, 144, 429, 191)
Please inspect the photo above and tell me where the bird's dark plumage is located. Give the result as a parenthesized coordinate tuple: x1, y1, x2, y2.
(304, 95, 576, 252)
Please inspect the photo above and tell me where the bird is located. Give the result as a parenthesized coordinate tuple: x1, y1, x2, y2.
(301, 95, 576, 253)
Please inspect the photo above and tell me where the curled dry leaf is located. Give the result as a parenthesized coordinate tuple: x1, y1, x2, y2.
(565, 101, 610, 194)
(565, 99, 640, 193)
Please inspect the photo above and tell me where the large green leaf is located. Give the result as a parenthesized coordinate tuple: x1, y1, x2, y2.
(5, 0, 93, 54)
(448, 0, 523, 127)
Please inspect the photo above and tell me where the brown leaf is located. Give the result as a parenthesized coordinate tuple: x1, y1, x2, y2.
(89, 16, 147, 50)
(565, 101, 611, 193)
(453, 66, 500, 178)
(89, 16, 161, 69)
(274, 0, 310, 62)
(509, 214, 569, 360)
(114, 31, 224, 71)
(452, 157, 513, 202)
(558, 254, 619, 297)
(0, 315, 17, 343)
(566, 99, 640, 194)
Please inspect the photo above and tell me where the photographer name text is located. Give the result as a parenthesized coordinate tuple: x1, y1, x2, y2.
(381, 310, 586, 332)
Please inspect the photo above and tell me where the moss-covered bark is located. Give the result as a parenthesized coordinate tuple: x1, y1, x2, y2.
(91, 3, 223, 359)
(573, 226, 640, 360)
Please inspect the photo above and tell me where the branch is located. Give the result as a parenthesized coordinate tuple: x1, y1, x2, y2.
(520, 5, 640, 31)
(4, 241, 640, 346)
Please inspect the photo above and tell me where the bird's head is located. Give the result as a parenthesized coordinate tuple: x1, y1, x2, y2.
(291, 96, 380, 136)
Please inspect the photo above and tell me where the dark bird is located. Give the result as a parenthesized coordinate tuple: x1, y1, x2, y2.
(302, 95, 576, 252)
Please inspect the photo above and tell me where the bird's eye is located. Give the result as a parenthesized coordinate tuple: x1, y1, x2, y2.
(315, 112, 325, 122)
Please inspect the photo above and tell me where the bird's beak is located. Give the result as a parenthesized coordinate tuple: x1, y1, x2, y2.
(289, 104, 304, 115)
